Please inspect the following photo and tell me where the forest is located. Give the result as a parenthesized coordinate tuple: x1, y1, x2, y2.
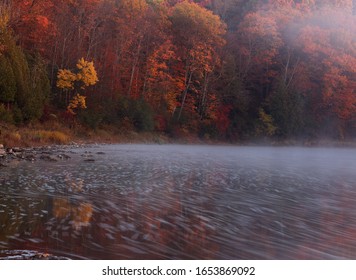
(0, 0, 355, 144)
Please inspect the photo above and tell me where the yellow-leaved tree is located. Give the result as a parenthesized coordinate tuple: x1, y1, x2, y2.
(75, 58, 99, 88)
(57, 58, 98, 115)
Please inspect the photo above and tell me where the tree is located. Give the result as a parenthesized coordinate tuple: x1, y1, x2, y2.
(144, 40, 181, 115)
(0, 24, 49, 122)
(25, 52, 51, 120)
(255, 108, 277, 137)
(293, 6, 356, 138)
(57, 57, 98, 115)
(0, 54, 16, 108)
(170, 1, 226, 122)
(235, 9, 283, 97)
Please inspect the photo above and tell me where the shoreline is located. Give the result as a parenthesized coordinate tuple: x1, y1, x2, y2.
(1, 124, 355, 161)
(1, 138, 355, 170)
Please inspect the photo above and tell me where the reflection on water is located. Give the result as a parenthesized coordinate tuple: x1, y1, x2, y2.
(53, 198, 93, 231)
(0, 145, 356, 259)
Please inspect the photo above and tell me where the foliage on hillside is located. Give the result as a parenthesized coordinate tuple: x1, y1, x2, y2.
(0, 0, 355, 142)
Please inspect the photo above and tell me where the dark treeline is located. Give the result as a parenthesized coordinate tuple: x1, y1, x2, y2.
(0, 0, 355, 142)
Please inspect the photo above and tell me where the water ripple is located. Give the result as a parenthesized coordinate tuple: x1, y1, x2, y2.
(1, 145, 356, 259)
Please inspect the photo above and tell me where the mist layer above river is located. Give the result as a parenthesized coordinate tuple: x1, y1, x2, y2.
(0, 145, 355, 259)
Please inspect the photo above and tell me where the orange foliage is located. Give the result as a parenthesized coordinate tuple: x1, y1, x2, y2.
(2, 0, 355, 139)
(295, 7, 356, 122)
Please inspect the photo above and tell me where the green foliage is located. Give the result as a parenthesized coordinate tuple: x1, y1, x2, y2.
(267, 83, 305, 138)
(78, 108, 104, 130)
(0, 103, 13, 123)
(198, 120, 219, 140)
(0, 54, 16, 103)
(11, 104, 23, 124)
(7, 38, 31, 119)
(0, 29, 49, 123)
(218, 62, 254, 140)
(116, 95, 131, 120)
(25, 53, 50, 120)
(116, 96, 154, 132)
(132, 99, 154, 132)
(255, 108, 277, 137)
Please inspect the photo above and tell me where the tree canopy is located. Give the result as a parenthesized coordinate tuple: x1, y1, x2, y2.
(0, 0, 354, 140)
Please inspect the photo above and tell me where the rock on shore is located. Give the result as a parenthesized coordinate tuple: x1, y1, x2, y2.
(0, 143, 73, 166)
(0, 143, 101, 167)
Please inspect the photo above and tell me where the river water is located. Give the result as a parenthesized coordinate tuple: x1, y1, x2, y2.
(0, 144, 355, 259)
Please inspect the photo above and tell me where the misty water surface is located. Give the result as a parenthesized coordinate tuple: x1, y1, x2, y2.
(0, 144, 356, 259)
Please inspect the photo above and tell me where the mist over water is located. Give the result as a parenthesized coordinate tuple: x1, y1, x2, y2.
(0, 144, 356, 259)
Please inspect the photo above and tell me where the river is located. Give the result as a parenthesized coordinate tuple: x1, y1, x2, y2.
(0, 144, 355, 259)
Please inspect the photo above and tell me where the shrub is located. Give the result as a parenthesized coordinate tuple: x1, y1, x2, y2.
(0, 104, 14, 123)
(131, 99, 154, 132)
(198, 120, 219, 140)
(79, 109, 104, 130)
(116, 96, 154, 132)
(255, 108, 277, 137)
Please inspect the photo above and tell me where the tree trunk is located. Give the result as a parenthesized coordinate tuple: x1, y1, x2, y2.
(127, 38, 142, 96)
(199, 71, 209, 120)
(177, 69, 193, 121)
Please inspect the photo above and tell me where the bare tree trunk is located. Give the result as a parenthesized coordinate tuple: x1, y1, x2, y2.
(50, 40, 58, 87)
(199, 71, 209, 120)
(60, 36, 67, 69)
(127, 38, 142, 96)
(282, 48, 300, 90)
(177, 69, 193, 121)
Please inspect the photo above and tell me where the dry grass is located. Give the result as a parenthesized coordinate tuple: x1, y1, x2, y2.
(0, 121, 72, 147)
(30, 130, 70, 144)
(0, 119, 191, 148)
(1, 131, 23, 147)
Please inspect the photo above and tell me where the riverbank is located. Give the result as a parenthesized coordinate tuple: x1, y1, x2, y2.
(0, 122, 208, 167)
(0, 121, 355, 150)
(0, 121, 226, 149)
(0, 122, 170, 148)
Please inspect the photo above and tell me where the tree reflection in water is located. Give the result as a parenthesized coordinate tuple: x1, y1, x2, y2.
(52, 174, 93, 231)
(53, 198, 93, 231)
(1, 145, 356, 259)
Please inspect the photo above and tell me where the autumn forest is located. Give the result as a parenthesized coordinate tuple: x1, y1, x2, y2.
(0, 0, 355, 143)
